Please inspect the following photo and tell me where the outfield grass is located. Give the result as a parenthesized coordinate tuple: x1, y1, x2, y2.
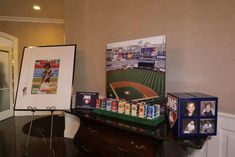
(107, 69, 165, 98)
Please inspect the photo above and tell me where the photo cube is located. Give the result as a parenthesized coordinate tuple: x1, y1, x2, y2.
(166, 92, 218, 137)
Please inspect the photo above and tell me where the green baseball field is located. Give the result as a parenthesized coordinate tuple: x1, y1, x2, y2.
(107, 69, 165, 102)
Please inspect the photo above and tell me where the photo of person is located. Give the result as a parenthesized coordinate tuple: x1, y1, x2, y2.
(31, 59, 60, 94)
(184, 101, 197, 117)
(200, 119, 215, 134)
(201, 101, 215, 116)
(183, 119, 197, 134)
(39, 62, 52, 92)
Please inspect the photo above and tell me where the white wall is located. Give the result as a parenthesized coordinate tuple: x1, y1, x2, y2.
(64, 112, 80, 138)
(189, 112, 235, 157)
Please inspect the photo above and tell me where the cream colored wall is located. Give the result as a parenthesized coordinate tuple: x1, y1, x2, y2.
(65, 0, 235, 114)
(0, 21, 64, 65)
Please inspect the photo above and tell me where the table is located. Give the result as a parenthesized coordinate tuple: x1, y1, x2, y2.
(67, 109, 207, 157)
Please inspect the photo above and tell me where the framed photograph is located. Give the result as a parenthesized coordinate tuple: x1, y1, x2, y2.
(200, 119, 215, 134)
(76, 92, 99, 109)
(200, 101, 215, 116)
(182, 119, 197, 134)
(183, 100, 198, 117)
(14, 45, 76, 110)
(106, 36, 166, 103)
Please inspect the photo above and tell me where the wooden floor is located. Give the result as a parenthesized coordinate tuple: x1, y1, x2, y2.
(0, 115, 84, 157)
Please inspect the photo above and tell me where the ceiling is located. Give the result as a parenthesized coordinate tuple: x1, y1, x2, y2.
(0, 0, 64, 19)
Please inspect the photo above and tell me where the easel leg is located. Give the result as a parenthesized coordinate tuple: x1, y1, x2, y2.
(26, 110, 35, 149)
(23, 110, 35, 157)
(49, 110, 54, 150)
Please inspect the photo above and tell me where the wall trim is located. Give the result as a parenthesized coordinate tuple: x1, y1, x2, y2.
(218, 112, 235, 119)
(0, 16, 64, 24)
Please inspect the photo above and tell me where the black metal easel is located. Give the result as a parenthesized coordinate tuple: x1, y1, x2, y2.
(23, 106, 37, 157)
(47, 106, 56, 151)
(23, 106, 56, 157)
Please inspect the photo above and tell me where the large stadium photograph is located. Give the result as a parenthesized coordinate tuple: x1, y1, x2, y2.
(106, 36, 166, 102)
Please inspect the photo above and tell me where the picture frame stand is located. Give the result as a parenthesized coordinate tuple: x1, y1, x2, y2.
(23, 106, 56, 157)
(23, 106, 37, 157)
(47, 106, 56, 151)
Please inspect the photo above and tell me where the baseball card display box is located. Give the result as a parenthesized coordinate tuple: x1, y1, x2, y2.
(93, 109, 165, 126)
(166, 92, 218, 138)
(93, 98, 166, 126)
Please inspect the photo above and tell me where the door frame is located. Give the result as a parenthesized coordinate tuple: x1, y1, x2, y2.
(0, 46, 13, 120)
(0, 32, 18, 120)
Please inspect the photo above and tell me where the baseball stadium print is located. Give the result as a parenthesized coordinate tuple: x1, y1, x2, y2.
(106, 36, 166, 102)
